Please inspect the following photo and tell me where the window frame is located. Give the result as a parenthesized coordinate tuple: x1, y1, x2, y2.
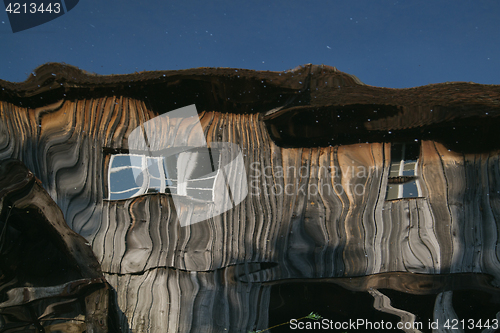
(385, 142, 422, 201)
(104, 147, 221, 202)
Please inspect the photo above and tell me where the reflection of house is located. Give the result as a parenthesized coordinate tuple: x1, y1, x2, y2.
(1, 63, 500, 332)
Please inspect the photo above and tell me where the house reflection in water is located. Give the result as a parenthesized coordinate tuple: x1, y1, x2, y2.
(0, 63, 500, 332)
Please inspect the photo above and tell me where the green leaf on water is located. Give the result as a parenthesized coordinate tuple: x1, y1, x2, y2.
(306, 312, 322, 320)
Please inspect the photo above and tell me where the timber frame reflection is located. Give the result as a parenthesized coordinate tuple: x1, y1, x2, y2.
(1, 63, 500, 332)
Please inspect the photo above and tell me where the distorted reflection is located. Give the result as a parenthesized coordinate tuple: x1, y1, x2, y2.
(108, 149, 219, 201)
(386, 142, 422, 200)
(1, 64, 499, 333)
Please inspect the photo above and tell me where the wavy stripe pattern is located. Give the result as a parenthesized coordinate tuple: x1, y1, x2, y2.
(1, 96, 500, 332)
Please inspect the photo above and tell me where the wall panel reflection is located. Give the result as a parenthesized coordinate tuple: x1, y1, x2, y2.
(0, 63, 499, 332)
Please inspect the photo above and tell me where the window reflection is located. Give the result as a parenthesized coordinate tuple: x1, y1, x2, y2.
(386, 142, 421, 200)
(107, 148, 219, 201)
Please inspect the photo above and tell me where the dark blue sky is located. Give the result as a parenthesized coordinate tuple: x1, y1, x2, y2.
(1, 0, 499, 87)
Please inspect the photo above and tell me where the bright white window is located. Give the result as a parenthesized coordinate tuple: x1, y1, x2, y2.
(107, 148, 220, 201)
(386, 142, 422, 200)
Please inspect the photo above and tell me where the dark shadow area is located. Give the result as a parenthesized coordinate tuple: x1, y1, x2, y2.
(264, 104, 500, 153)
(0, 159, 112, 332)
(267, 273, 500, 333)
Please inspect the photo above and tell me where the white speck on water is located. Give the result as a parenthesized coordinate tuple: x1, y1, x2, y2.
(327, 46, 331, 49)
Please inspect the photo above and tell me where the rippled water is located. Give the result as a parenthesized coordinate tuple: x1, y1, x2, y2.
(1, 64, 499, 332)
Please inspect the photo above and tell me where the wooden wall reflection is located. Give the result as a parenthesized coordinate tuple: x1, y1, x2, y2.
(1, 64, 500, 332)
